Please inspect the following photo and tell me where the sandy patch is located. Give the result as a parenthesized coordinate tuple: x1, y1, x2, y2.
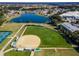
(16, 35, 41, 49)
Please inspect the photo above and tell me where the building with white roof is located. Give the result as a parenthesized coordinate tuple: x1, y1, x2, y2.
(61, 23, 79, 32)
(60, 11, 79, 23)
(59, 22, 79, 41)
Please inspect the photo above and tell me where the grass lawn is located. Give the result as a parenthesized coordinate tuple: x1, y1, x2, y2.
(34, 49, 79, 56)
(34, 49, 55, 56)
(4, 50, 31, 56)
(24, 26, 71, 48)
(0, 22, 3, 26)
(57, 49, 79, 56)
(0, 38, 10, 50)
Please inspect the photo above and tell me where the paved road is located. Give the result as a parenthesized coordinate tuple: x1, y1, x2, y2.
(0, 51, 4, 56)
(30, 51, 35, 56)
(20, 26, 27, 37)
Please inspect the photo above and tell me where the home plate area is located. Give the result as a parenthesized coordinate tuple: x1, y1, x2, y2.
(16, 35, 41, 49)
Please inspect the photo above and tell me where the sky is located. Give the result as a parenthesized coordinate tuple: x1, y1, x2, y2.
(0, 2, 79, 6)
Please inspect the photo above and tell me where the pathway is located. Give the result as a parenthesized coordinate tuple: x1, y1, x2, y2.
(40, 47, 73, 49)
(0, 24, 26, 53)
(3, 48, 14, 54)
(30, 51, 35, 56)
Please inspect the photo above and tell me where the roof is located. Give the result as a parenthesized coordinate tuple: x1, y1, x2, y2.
(60, 11, 79, 18)
(61, 23, 79, 32)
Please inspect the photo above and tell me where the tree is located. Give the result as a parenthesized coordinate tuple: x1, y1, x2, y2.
(53, 15, 62, 21)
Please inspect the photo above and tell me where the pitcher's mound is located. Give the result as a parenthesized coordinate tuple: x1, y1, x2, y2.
(16, 35, 41, 49)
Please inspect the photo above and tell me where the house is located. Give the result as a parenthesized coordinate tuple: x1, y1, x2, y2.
(60, 11, 79, 23)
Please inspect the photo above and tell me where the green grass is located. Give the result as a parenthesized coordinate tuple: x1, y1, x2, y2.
(4, 50, 31, 56)
(34, 49, 55, 56)
(0, 38, 10, 50)
(24, 26, 71, 48)
(0, 22, 3, 25)
(34, 49, 79, 56)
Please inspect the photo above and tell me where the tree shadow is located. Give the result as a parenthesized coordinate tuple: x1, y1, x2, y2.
(59, 32, 79, 53)
(74, 47, 79, 53)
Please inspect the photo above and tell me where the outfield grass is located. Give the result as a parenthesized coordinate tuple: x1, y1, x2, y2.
(4, 50, 31, 56)
(24, 26, 71, 48)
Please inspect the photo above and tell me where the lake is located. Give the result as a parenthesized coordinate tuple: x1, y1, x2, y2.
(10, 13, 51, 23)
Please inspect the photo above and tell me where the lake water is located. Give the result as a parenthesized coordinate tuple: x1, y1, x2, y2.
(10, 13, 51, 23)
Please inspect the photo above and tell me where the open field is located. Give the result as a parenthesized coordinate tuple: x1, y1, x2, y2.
(34, 49, 79, 56)
(4, 50, 31, 56)
(57, 49, 79, 56)
(34, 49, 55, 56)
(24, 26, 71, 48)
